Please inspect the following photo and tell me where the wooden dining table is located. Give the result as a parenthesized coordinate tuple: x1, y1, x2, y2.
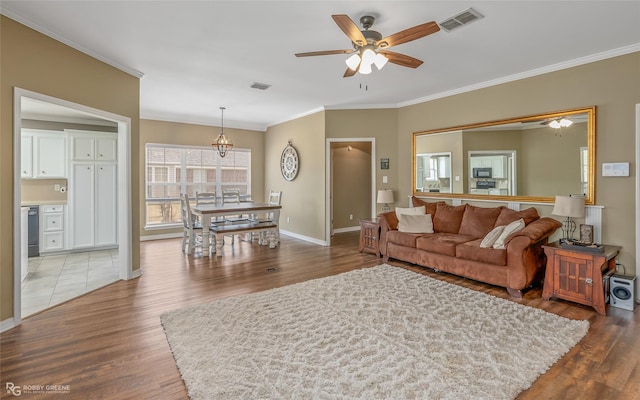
(191, 202, 281, 257)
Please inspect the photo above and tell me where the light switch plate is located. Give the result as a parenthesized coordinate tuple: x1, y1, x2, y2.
(382, 176, 388, 184)
(602, 162, 629, 177)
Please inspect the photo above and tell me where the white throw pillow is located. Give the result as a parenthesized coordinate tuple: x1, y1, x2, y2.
(395, 206, 426, 216)
(492, 218, 525, 249)
(398, 214, 434, 234)
(480, 225, 506, 248)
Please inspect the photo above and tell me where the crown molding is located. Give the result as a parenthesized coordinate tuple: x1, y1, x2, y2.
(398, 43, 640, 108)
(1, 8, 144, 79)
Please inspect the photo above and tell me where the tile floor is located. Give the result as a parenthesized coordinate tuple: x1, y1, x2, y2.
(21, 249, 120, 317)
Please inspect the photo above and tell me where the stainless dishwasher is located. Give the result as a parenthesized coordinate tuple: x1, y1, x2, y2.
(27, 205, 39, 257)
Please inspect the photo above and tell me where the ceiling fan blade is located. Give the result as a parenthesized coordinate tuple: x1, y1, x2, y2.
(379, 51, 424, 68)
(295, 49, 353, 57)
(377, 21, 440, 48)
(343, 67, 358, 78)
(332, 14, 367, 46)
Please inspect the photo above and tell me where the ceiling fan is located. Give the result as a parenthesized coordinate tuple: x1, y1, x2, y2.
(295, 14, 440, 77)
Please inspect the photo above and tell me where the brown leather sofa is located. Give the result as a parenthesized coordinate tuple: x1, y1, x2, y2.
(378, 197, 562, 298)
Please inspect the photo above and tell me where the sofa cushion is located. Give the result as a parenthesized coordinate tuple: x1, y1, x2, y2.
(458, 205, 503, 238)
(411, 197, 443, 216)
(456, 239, 507, 266)
(433, 203, 467, 234)
(480, 225, 506, 248)
(416, 233, 476, 257)
(398, 214, 434, 234)
(494, 207, 539, 227)
(386, 230, 426, 248)
(493, 218, 525, 249)
(395, 206, 425, 216)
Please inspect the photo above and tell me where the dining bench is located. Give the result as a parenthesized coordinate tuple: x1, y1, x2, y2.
(210, 221, 278, 256)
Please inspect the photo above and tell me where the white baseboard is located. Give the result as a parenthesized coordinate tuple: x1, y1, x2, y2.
(279, 230, 328, 246)
(333, 226, 360, 234)
(129, 267, 143, 280)
(140, 232, 182, 241)
(141, 229, 328, 246)
(1, 317, 17, 333)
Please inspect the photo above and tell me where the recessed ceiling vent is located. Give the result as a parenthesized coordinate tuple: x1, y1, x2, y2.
(439, 7, 484, 32)
(251, 82, 271, 90)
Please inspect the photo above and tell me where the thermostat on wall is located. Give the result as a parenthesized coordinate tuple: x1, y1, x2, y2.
(602, 162, 629, 177)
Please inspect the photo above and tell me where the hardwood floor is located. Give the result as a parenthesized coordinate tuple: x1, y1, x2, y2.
(1, 232, 638, 399)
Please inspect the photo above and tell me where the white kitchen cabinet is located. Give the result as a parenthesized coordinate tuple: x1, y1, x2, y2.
(470, 156, 492, 169)
(69, 131, 117, 161)
(491, 156, 508, 179)
(21, 130, 67, 179)
(437, 156, 451, 178)
(70, 162, 117, 249)
(40, 204, 65, 253)
(21, 135, 33, 178)
(95, 163, 117, 245)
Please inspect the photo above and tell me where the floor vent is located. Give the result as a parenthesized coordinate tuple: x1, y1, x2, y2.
(251, 82, 271, 90)
(439, 7, 484, 32)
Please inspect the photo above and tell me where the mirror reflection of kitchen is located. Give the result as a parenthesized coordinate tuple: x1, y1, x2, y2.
(416, 152, 451, 193)
(468, 151, 517, 195)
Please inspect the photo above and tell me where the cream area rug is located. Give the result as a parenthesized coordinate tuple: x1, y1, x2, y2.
(161, 264, 589, 400)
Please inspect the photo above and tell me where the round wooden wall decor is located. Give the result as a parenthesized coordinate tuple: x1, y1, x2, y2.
(280, 140, 299, 181)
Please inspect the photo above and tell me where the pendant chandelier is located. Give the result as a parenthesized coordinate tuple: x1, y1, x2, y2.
(212, 106, 233, 157)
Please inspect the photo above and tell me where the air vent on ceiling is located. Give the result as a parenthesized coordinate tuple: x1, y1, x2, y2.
(439, 7, 484, 32)
(251, 82, 271, 90)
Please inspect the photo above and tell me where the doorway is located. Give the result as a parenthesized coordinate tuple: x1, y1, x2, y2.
(12, 88, 133, 324)
(325, 138, 376, 244)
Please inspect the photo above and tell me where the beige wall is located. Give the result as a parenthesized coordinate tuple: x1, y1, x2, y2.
(332, 142, 372, 229)
(139, 119, 265, 238)
(326, 109, 399, 211)
(520, 124, 585, 196)
(1, 16, 141, 321)
(265, 112, 326, 241)
(399, 52, 640, 273)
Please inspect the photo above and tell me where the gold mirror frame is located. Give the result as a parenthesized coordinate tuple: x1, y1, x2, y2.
(412, 106, 596, 205)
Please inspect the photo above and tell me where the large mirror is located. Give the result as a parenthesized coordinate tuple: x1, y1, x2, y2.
(413, 107, 596, 204)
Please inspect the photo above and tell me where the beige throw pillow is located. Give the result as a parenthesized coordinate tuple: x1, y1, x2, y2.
(480, 225, 506, 248)
(492, 218, 525, 249)
(398, 214, 434, 234)
(395, 206, 426, 216)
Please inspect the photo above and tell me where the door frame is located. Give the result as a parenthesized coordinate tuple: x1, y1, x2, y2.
(325, 138, 376, 245)
(12, 87, 134, 326)
(636, 103, 640, 302)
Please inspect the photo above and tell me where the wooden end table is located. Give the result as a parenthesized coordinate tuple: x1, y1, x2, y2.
(359, 219, 380, 257)
(542, 241, 621, 315)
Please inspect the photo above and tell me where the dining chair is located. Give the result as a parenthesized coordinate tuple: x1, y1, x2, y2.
(195, 191, 216, 205)
(181, 193, 213, 254)
(196, 191, 223, 225)
(252, 190, 282, 243)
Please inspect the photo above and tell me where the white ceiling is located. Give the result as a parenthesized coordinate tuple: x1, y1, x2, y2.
(3, 1, 640, 131)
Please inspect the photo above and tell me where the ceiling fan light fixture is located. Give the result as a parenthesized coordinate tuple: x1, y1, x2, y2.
(359, 61, 373, 74)
(373, 52, 388, 70)
(549, 118, 573, 129)
(345, 53, 361, 70)
(560, 118, 573, 127)
(361, 48, 376, 67)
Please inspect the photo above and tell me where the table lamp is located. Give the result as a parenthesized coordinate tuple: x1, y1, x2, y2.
(551, 195, 585, 243)
(377, 190, 394, 212)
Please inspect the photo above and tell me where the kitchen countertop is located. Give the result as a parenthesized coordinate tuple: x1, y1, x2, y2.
(21, 201, 67, 206)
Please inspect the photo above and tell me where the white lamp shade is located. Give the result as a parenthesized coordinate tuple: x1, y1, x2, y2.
(377, 190, 394, 204)
(359, 61, 372, 74)
(552, 195, 585, 218)
(345, 53, 360, 70)
(361, 48, 376, 66)
(373, 53, 388, 70)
